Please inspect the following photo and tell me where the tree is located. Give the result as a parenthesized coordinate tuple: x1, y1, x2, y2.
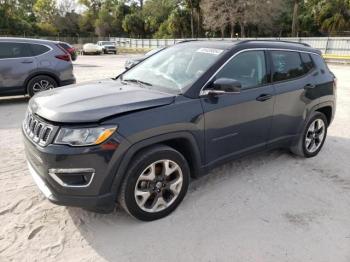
(291, 0, 300, 37)
(122, 13, 144, 37)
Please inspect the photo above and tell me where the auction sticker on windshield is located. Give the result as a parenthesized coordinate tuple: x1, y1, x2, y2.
(196, 48, 223, 55)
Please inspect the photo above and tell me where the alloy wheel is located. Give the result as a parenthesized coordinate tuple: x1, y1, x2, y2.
(32, 80, 54, 93)
(134, 159, 183, 213)
(305, 118, 326, 153)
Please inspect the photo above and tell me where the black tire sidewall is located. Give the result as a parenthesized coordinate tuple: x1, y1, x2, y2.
(122, 148, 190, 221)
(302, 112, 328, 157)
(27, 76, 57, 97)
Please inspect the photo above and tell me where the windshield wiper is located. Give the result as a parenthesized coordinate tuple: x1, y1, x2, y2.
(122, 78, 153, 87)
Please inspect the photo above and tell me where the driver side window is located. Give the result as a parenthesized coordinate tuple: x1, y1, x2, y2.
(216, 51, 267, 90)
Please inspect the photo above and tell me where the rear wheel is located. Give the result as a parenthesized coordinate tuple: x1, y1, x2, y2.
(27, 75, 57, 97)
(119, 145, 190, 221)
(290, 111, 328, 158)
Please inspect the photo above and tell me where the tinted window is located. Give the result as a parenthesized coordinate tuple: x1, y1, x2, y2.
(271, 51, 304, 82)
(0, 42, 32, 59)
(300, 53, 314, 73)
(31, 44, 50, 56)
(58, 43, 71, 50)
(216, 51, 267, 89)
(311, 54, 329, 74)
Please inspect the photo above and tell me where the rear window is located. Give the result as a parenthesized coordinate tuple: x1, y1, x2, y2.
(0, 42, 32, 59)
(30, 44, 50, 56)
(271, 51, 304, 82)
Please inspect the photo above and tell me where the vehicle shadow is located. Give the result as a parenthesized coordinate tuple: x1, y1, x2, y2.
(66, 135, 350, 261)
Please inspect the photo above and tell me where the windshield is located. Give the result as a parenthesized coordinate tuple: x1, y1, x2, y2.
(121, 44, 226, 91)
(101, 42, 114, 45)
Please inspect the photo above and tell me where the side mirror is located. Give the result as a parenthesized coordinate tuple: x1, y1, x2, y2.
(202, 78, 241, 96)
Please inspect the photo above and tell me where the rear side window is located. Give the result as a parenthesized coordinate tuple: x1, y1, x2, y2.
(300, 53, 315, 73)
(271, 51, 304, 82)
(311, 54, 329, 74)
(0, 42, 32, 59)
(31, 44, 50, 56)
(216, 51, 267, 89)
(58, 43, 71, 50)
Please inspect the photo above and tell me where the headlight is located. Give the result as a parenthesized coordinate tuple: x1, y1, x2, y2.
(55, 126, 117, 146)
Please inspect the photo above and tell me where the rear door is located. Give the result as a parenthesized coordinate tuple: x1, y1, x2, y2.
(268, 50, 316, 147)
(0, 42, 37, 92)
(201, 50, 275, 165)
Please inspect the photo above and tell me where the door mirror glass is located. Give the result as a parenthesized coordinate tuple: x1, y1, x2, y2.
(212, 78, 241, 93)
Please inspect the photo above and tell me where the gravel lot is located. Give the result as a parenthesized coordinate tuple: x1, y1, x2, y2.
(0, 55, 350, 262)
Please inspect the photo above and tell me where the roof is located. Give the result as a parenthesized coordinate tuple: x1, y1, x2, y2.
(0, 37, 59, 44)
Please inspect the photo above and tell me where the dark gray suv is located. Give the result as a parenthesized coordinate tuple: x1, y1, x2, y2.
(23, 40, 336, 221)
(0, 38, 76, 97)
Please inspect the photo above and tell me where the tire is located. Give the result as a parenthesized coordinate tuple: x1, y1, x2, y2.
(290, 111, 328, 158)
(119, 145, 190, 221)
(27, 75, 57, 97)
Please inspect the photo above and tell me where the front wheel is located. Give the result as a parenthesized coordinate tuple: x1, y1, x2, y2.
(119, 145, 190, 221)
(290, 112, 328, 158)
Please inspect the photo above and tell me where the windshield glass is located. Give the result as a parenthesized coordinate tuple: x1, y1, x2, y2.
(122, 44, 226, 91)
(101, 42, 115, 45)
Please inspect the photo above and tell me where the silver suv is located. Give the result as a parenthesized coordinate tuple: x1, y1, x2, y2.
(0, 38, 76, 97)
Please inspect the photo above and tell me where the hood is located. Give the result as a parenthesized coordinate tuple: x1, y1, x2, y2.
(29, 79, 176, 123)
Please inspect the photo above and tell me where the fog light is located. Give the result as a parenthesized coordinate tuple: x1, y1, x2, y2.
(48, 168, 95, 187)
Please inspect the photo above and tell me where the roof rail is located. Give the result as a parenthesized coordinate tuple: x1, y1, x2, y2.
(236, 39, 311, 47)
(176, 39, 198, 44)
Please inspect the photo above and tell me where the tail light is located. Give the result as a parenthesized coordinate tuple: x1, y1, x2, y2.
(67, 47, 76, 54)
(55, 54, 71, 61)
(55, 44, 71, 62)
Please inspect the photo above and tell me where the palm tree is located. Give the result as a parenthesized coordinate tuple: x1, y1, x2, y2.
(319, 0, 350, 35)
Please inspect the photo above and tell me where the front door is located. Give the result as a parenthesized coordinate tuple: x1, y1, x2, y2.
(201, 50, 275, 165)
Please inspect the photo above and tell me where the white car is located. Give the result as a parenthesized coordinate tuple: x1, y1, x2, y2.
(82, 43, 103, 55)
(97, 41, 117, 54)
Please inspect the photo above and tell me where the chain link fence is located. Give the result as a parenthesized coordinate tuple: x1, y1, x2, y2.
(110, 37, 350, 55)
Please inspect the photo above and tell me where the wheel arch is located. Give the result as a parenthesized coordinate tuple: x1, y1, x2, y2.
(24, 72, 60, 94)
(109, 132, 203, 201)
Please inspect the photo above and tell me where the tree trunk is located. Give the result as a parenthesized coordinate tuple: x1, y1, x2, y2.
(190, 4, 194, 38)
(240, 22, 245, 38)
(230, 23, 234, 38)
(292, 0, 299, 37)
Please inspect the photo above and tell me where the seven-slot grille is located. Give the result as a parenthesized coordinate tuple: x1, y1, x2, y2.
(23, 111, 54, 147)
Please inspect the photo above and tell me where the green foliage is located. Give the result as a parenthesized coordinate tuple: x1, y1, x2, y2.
(0, 0, 350, 38)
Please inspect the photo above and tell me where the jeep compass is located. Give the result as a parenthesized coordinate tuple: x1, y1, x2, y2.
(23, 40, 336, 221)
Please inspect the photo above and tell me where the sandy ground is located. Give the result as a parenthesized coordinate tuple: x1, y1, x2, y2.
(0, 56, 350, 262)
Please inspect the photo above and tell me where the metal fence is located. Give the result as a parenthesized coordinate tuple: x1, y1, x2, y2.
(2, 35, 350, 55)
(111, 37, 350, 55)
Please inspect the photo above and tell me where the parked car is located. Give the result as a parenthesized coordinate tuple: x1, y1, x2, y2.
(23, 40, 336, 221)
(97, 41, 117, 54)
(0, 38, 76, 97)
(82, 43, 103, 55)
(58, 42, 77, 61)
(125, 47, 165, 70)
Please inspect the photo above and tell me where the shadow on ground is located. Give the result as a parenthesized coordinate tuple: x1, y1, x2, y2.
(67, 135, 350, 261)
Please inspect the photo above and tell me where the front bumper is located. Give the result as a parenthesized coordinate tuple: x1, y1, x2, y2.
(28, 161, 115, 211)
(23, 127, 129, 212)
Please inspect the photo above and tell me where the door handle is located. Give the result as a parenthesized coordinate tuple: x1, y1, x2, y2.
(256, 94, 273, 102)
(304, 83, 316, 89)
(21, 60, 34, 64)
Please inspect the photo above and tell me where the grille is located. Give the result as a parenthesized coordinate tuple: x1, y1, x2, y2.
(23, 111, 55, 147)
